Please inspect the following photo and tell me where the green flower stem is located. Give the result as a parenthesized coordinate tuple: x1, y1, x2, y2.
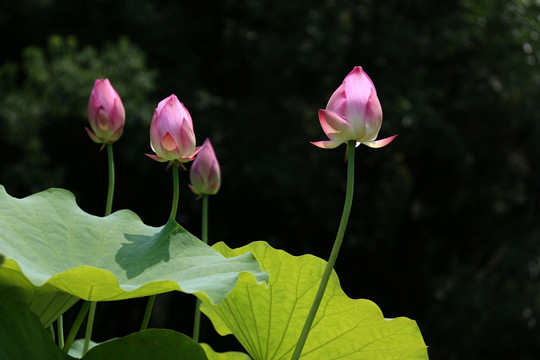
(82, 301, 97, 355)
(57, 314, 64, 349)
(105, 143, 115, 216)
(170, 162, 180, 219)
(202, 195, 208, 244)
(47, 324, 55, 342)
(62, 301, 91, 353)
(141, 162, 180, 331)
(140, 294, 156, 331)
(291, 141, 356, 360)
(192, 195, 209, 342)
(80, 144, 116, 354)
(192, 300, 202, 342)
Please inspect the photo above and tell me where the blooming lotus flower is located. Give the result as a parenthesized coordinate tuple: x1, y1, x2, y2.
(312, 66, 396, 149)
(86, 79, 125, 145)
(189, 138, 221, 196)
(146, 94, 198, 165)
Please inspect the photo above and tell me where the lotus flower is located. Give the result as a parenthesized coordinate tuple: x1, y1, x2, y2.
(146, 94, 198, 165)
(86, 79, 125, 144)
(312, 66, 396, 149)
(189, 138, 221, 196)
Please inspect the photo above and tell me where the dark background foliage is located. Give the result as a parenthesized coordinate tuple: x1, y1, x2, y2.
(1, 0, 539, 358)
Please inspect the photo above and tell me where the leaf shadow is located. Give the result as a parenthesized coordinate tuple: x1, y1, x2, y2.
(115, 220, 178, 279)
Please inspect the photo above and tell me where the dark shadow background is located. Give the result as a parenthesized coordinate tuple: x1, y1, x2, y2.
(1, 0, 539, 359)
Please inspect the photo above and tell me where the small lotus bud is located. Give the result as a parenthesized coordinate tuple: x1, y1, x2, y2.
(189, 138, 221, 196)
(86, 79, 125, 144)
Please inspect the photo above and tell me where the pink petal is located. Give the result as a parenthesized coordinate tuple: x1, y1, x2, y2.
(156, 94, 179, 114)
(178, 156, 197, 163)
(161, 132, 179, 152)
(179, 102, 193, 127)
(343, 67, 374, 122)
(150, 109, 161, 146)
(190, 146, 202, 158)
(363, 88, 383, 141)
(361, 134, 397, 148)
(353, 66, 376, 92)
(178, 119, 196, 155)
(311, 140, 343, 149)
(109, 126, 124, 142)
(109, 97, 125, 130)
(87, 93, 100, 124)
(96, 107, 110, 131)
(93, 79, 115, 111)
(318, 109, 354, 141)
(157, 99, 183, 137)
(145, 153, 168, 162)
(194, 140, 214, 175)
(85, 127, 103, 143)
(326, 82, 347, 116)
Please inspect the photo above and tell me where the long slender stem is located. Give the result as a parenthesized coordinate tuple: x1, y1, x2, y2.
(57, 315, 64, 349)
(201, 195, 208, 244)
(47, 324, 55, 342)
(140, 295, 156, 331)
(63, 301, 91, 353)
(170, 162, 180, 219)
(291, 141, 356, 360)
(82, 302, 97, 355)
(192, 300, 202, 342)
(141, 162, 180, 331)
(192, 195, 209, 342)
(105, 143, 115, 216)
(80, 144, 115, 353)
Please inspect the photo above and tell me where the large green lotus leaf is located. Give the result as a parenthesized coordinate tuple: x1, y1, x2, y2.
(200, 343, 251, 360)
(82, 329, 208, 360)
(0, 186, 268, 312)
(0, 302, 75, 360)
(200, 241, 428, 360)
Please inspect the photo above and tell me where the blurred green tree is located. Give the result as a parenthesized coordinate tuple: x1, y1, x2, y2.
(0, 35, 157, 211)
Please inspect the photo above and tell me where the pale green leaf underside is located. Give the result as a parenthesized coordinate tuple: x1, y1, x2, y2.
(68, 339, 103, 358)
(0, 186, 268, 323)
(201, 241, 428, 360)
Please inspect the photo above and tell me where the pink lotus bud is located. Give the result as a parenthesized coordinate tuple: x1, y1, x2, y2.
(146, 94, 198, 165)
(86, 79, 125, 144)
(312, 66, 396, 149)
(189, 138, 221, 196)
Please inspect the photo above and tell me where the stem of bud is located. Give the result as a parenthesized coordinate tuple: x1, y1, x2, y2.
(105, 144, 115, 216)
(62, 301, 91, 353)
(141, 162, 181, 332)
(192, 195, 209, 342)
(81, 143, 116, 355)
(291, 140, 356, 360)
(170, 162, 180, 220)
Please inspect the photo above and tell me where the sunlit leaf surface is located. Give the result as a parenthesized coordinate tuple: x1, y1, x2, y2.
(201, 241, 428, 360)
(200, 343, 252, 360)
